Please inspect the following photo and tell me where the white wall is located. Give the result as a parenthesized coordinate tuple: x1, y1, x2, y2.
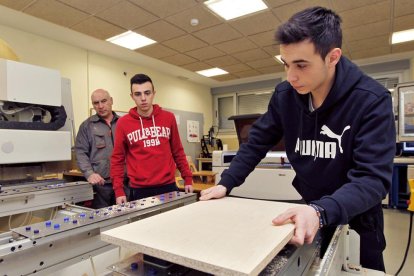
(0, 24, 213, 135)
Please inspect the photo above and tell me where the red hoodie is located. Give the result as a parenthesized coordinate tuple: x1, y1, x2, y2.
(111, 104, 192, 198)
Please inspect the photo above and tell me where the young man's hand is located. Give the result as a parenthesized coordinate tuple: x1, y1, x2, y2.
(185, 184, 194, 193)
(116, 196, 127, 205)
(199, 185, 227, 200)
(272, 205, 320, 245)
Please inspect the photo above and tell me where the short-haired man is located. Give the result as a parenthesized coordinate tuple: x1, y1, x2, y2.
(75, 89, 127, 208)
(200, 7, 394, 272)
(111, 74, 193, 204)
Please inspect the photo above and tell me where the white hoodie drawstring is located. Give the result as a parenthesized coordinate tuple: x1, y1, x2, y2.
(139, 114, 160, 145)
(139, 116, 144, 134)
(152, 115, 160, 145)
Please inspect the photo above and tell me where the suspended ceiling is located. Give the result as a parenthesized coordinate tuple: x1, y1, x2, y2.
(0, 0, 413, 87)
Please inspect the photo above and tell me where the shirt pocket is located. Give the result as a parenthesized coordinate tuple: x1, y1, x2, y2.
(94, 133, 106, 149)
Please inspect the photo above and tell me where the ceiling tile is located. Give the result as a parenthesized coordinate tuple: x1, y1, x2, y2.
(272, 0, 330, 22)
(339, 1, 390, 29)
(393, 0, 414, 17)
(185, 46, 225, 60)
(233, 69, 261, 78)
(193, 24, 242, 44)
(248, 30, 278, 47)
(221, 63, 252, 73)
(71, 17, 126, 40)
(393, 14, 414, 32)
(343, 20, 390, 42)
(392, 41, 414, 53)
(214, 38, 257, 54)
(349, 46, 391, 60)
(136, 44, 177, 59)
(181, 61, 212, 72)
(163, 34, 208, 52)
(24, 0, 89, 27)
(161, 53, 197, 66)
(347, 35, 390, 53)
(233, 48, 270, 63)
(134, 20, 186, 42)
(262, 45, 280, 56)
(229, 11, 280, 36)
(57, 0, 121, 15)
(247, 58, 279, 69)
(96, 0, 158, 30)
(0, 0, 33, 10)
(264, 0, 297, 8)
(129, 0, 197, 18)
(204, 55, 241, 67)
(257, 64, 284, 74)
(331, 0, 385, 12)
(165, 5, 222, 33)
(211, 74, 239, 81)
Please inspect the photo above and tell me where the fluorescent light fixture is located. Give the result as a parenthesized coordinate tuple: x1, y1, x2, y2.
(274, 55, 283, 64)
(392, 28, 414, 44)
(204, 0, 268, 20)
(196, 67, 228, 77)
(106, 31, 156, 50)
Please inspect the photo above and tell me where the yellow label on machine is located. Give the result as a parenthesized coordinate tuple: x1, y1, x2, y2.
(408, 179, 414, 212)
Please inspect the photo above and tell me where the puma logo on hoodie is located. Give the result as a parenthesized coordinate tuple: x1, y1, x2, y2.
(295, 125, 351, 158)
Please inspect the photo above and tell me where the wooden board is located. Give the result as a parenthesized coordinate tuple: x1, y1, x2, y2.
(101, 197, 299, 275)
(176, 182, 215, 192)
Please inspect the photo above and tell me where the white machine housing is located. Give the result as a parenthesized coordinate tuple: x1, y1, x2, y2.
(0, 58, 61, 106)
(0, 59, 73, 164)
(212, 150, 302, 201)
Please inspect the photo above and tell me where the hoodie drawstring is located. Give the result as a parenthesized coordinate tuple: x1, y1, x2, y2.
(151, 115, 160, 144)
(139, 116, 144, 134)
(139, 115, 160, 145)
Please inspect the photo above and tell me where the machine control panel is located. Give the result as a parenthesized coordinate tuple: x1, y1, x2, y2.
(12, 191, 194, 240)
(0, 180, 88, 196)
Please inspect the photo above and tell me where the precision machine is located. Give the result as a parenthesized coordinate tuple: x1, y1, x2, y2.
(0, 59, 198, 275)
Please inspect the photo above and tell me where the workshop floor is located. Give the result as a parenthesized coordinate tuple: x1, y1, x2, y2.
(383, 208, 414, 276)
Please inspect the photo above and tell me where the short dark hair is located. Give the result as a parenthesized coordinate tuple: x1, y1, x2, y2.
(275, 6, 342, 59)
(130, 74, 154, 91)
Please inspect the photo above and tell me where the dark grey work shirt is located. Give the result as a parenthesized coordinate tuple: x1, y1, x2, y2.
(75, 112, 119, 180)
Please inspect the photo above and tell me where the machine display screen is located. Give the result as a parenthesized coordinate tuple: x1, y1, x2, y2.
(229, 114, 285, 151)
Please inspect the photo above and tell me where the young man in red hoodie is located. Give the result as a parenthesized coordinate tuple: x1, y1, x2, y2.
(111, 74, 193, 204)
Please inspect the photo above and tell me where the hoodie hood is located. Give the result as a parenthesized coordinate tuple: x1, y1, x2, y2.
(128, 104, 162, 119)
(294, 56, 363, 114)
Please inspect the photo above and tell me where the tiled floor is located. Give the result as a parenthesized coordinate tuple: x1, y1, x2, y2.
(383, 208, 414, 276)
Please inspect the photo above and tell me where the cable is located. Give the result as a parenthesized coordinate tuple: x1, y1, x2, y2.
(18, 212, 31, 227)
(8, 214, 12, 230)
(395, 211, 413, 275)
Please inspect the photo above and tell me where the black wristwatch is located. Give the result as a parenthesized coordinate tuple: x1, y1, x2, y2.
(309, 203, 328, 228)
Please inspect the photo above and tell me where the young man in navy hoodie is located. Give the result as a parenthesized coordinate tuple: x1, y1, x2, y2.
(111, 74, 193, 204)
(200, 6, 395, 272)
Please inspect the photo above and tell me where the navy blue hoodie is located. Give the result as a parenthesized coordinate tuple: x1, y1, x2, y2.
(219, 56, 395, 227)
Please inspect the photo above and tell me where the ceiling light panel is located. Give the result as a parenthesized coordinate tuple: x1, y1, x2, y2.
(274, 55, 283, 64)
(204, 0, 268, 20)
(107, 31, 156, 50)
(391, 29, 414, 44)
(196, 67, 228, 77)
